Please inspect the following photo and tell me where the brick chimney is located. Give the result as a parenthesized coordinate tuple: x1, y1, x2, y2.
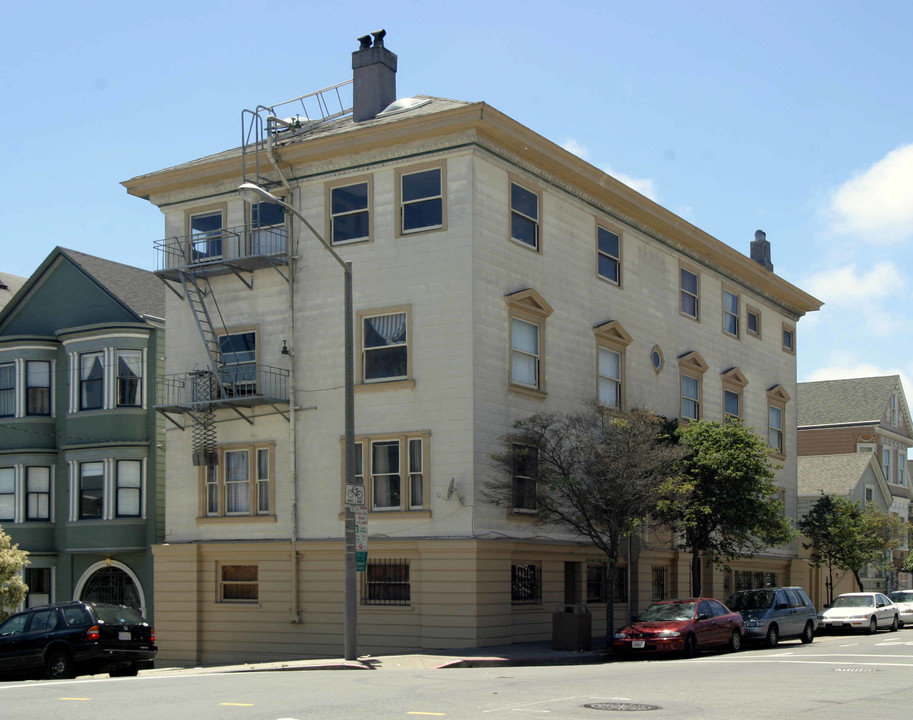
(750, 229, 773, 272)
(352, 30, 397, 122)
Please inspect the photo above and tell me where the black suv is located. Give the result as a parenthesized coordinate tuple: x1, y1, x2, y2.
(0, 601, 156, 679)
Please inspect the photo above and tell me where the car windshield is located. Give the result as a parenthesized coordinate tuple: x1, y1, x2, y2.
(889, 592, 913, 603)
(93, 605, 146, 625)
(726, 590, 775, 610)
(639, 602, 695, 622)
(832, 595, 874, 608)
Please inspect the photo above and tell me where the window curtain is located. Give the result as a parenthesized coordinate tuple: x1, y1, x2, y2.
(225, 451, 250, 513)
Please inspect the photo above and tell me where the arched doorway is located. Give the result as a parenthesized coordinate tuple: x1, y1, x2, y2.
(74, 561, 146, 616)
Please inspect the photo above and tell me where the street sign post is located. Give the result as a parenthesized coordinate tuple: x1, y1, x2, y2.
(355, 506, 368, 572)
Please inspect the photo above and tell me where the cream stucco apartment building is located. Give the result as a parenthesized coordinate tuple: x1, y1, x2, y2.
(123, 34, 821, 665)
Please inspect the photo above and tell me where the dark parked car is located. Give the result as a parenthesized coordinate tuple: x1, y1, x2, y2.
(725, 586, 817, 647)
(612, 598, 744, 657)
(0, 601, 156, 679)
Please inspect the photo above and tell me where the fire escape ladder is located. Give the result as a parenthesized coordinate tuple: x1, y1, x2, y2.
(179, 271, 228, 385)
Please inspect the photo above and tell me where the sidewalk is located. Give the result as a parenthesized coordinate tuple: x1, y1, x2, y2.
(143, 639, 610, 676)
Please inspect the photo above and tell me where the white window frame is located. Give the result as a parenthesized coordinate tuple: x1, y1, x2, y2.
(200, 444, 274, 519)
(0, 361, 14, 418)
(360, 309, 410, 384)
(398, 165, 444, 235)
(67, 346, 148, 413)
(507, 289, 553, 397)
(898, 451, 906, 487)
(510, 179, 540, 250)
(769, 406, 784, 455)
(347, 433, 429, 513)
(722, 289, 739, 337)
(596, 225, 621, 285)
(681, 374, 701, 421)
(329, 178, 371, 246)
(0, 465, 54, 524)
(67, 458, 146, 522)
(26, 360, 52, 417)
(883, 448, 893, 484)
(680, 267, 699, 320)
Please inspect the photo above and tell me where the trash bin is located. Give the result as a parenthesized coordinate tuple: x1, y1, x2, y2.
(552, 603, 592, 651)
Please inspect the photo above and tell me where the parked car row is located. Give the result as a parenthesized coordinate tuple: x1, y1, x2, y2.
(0, 601, 156, 680)
(613, 587, 907, 658)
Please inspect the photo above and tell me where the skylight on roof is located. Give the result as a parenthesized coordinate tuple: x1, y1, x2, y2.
(377, 97, 432, 117)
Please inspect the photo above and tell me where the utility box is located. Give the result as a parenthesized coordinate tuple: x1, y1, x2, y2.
(552, 604, 592, 651)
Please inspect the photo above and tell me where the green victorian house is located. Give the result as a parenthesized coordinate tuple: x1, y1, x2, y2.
(0, 248, 164, 620)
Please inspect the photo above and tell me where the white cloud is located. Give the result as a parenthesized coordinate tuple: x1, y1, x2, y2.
(560, 137, 660, 202)
(829, 143, 913, 244)
(802, 262, 903, 305)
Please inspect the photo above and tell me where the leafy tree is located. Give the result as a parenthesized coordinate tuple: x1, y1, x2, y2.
(0, 525, 29, 621)
(656, 419, 793, 597)
(799, 493, 910, 602)
(485, 405, 684, 648)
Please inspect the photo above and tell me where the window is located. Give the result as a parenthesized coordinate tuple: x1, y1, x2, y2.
(650, 346, 664, 374)
(220, 564, 258, 603)
(864, 484, 875, 504)
(597, 226, 621, 284)
(400, 166, 443, 233)
(26, 361, 51, 416)
(190, 210, 223, 262)
(651, 566, 668, 601)
(883, 449, 893, 484)
(769, 406, 783, 454)
(25, 567, 51, 607)
(512, 444, 538, 512)
(330, 181, 370, 245)
(200, 444, 274, 519)
(782, 325, 795, 353)
(891, 393, 899, 426)
(507, 289, 553, 396)
(722, 289, 739, 337)
(116, 460, 142, 517)
(898, 451, 906, 486)
(680, 268, 699, 319)
(747, 306, 761, 338)
(721, 368, 748, 422)
(79, 352, 105, 410)
(682, 375, 700, 421)
(219, 331, 257, 396)
(594, 320, 632, 410)
(26, 466, 50, 520)
(0, 467, 12, 521)
(587, 563, 627, 604)
(361, 311, 408, 383)
(362, 559, 410, 606)
(511, 562, 542, 605)
(249, 201, 286, 255)
(0, 362, 13, 417)
(79, 462, 104, 519)
(348, 433, 428, 512)
(510, 181, 539, 249)
(117, 350, 143, 407)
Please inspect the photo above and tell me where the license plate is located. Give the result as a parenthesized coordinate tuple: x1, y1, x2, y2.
(632, 640, 645, 649)
(118, 631, 131, 641)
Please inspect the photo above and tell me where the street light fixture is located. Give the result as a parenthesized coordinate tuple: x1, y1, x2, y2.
(238, 181, 358, 661)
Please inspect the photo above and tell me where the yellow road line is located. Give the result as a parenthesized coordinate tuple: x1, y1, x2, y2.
(219, 703, 255, 707)
(407, 713, 446, 716)
(59, 698, 92, 701)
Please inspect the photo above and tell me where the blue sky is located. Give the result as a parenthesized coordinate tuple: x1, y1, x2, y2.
(3, 1, 912, 397)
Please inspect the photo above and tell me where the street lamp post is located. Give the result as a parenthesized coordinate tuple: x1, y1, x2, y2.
(239, 182, 358, 661)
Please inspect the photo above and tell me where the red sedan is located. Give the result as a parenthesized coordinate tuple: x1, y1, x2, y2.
(613, 598, 744, 657)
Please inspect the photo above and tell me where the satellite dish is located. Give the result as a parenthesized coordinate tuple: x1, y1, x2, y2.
(446, 478, 455, 500)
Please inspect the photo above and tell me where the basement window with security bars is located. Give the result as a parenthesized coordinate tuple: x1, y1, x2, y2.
(587, 563, 628, 604)
(219, 564, 259, 603)
(362, 559, 411, 606)
(511, 562, 542, 605)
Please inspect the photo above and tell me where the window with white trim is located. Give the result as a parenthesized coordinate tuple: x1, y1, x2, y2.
(883, 448, 893, 484)
(201, 444, 273, 518)
(68, 348, 146, 412)
(66, 458, 145, 522)
(26, 360, 51, 416)
(721, 368, 748, 422)
(680, 268, 699, 319)
(117, 350, 143, 407)
(348, 433, 428, 512)
(399, 167, 443, 234)
(249, 201, 286, 255)
(25, 567, 52, 607)
(510, 181, 540, 250)
(330, 180, 370, 245)
(79, 352, 105, 410)
(897, 451, 906, 487)
(594, 320, 632, 410)
(722, 289, 739, 337)
(0, 467, 13, 521)
(747, 306, 761, 338)
(218, 331, 257, 396)
(507, 289, 553, 396)
(361, 311, 408, 383)
(0, 466, 52, 523)
(116, 460, 142, 517)
(79, 462, 104, 519)
(597, 226, 621, 284)
(864, 484, 875, 504)
(681, 374, 700, 421)
(190, 209, 223, 262)
(769, 406, 783, 455)
(0, 362, 14, 417)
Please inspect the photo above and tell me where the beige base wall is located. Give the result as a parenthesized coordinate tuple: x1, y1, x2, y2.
(152, 539, 799, 665)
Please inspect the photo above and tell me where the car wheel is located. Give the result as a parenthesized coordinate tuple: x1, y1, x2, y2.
(890, 615, 899, 632)
(867, 616, 878, 634)
(765, 624, 779, 648)
(729, 630, 742, 653)
(800, 621, 814, 644)
(682, 633, 698, 658)
(46, 650, 76, 680)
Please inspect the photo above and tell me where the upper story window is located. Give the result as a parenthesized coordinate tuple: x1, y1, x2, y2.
(594, 320, 633, 409)
(347, 432, 429, 513)
(597, 226, 621, 285)
(116, 460, 142, 517)
(747, 306, 761, 338)
(330, 181, 370, 245)
(78, 462, 104, 519)
(219, 332, 257, 396)
(897, 451, 906, 486)
(190, 210, 223, 262)
(0, 466, 52, 523)
(722, 289, 739, 337)
(782, 325, 795, 354)
(117, 350, 143, 407)
(399, 166, 443, 234)
(507, 289, 553, 397)
(79, 352, 105, 410)
(883, 448, 893, 483)
(510, 181, 540, 250)
(0, 363, 13, 417)
(27, 361, 52, 417)
(680, 267, 699, 320)
(678, 352, 709, 422)
(890, 393, 899, 425)
(767, 385, 791, 457)
(202, 443, 273, 519)
(721, 368, 748, 422)
(249, 201, 286, 255)
(359, 309, 410, 385)
(68, 457, 145, 521)
(512, 444, 538, 513)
